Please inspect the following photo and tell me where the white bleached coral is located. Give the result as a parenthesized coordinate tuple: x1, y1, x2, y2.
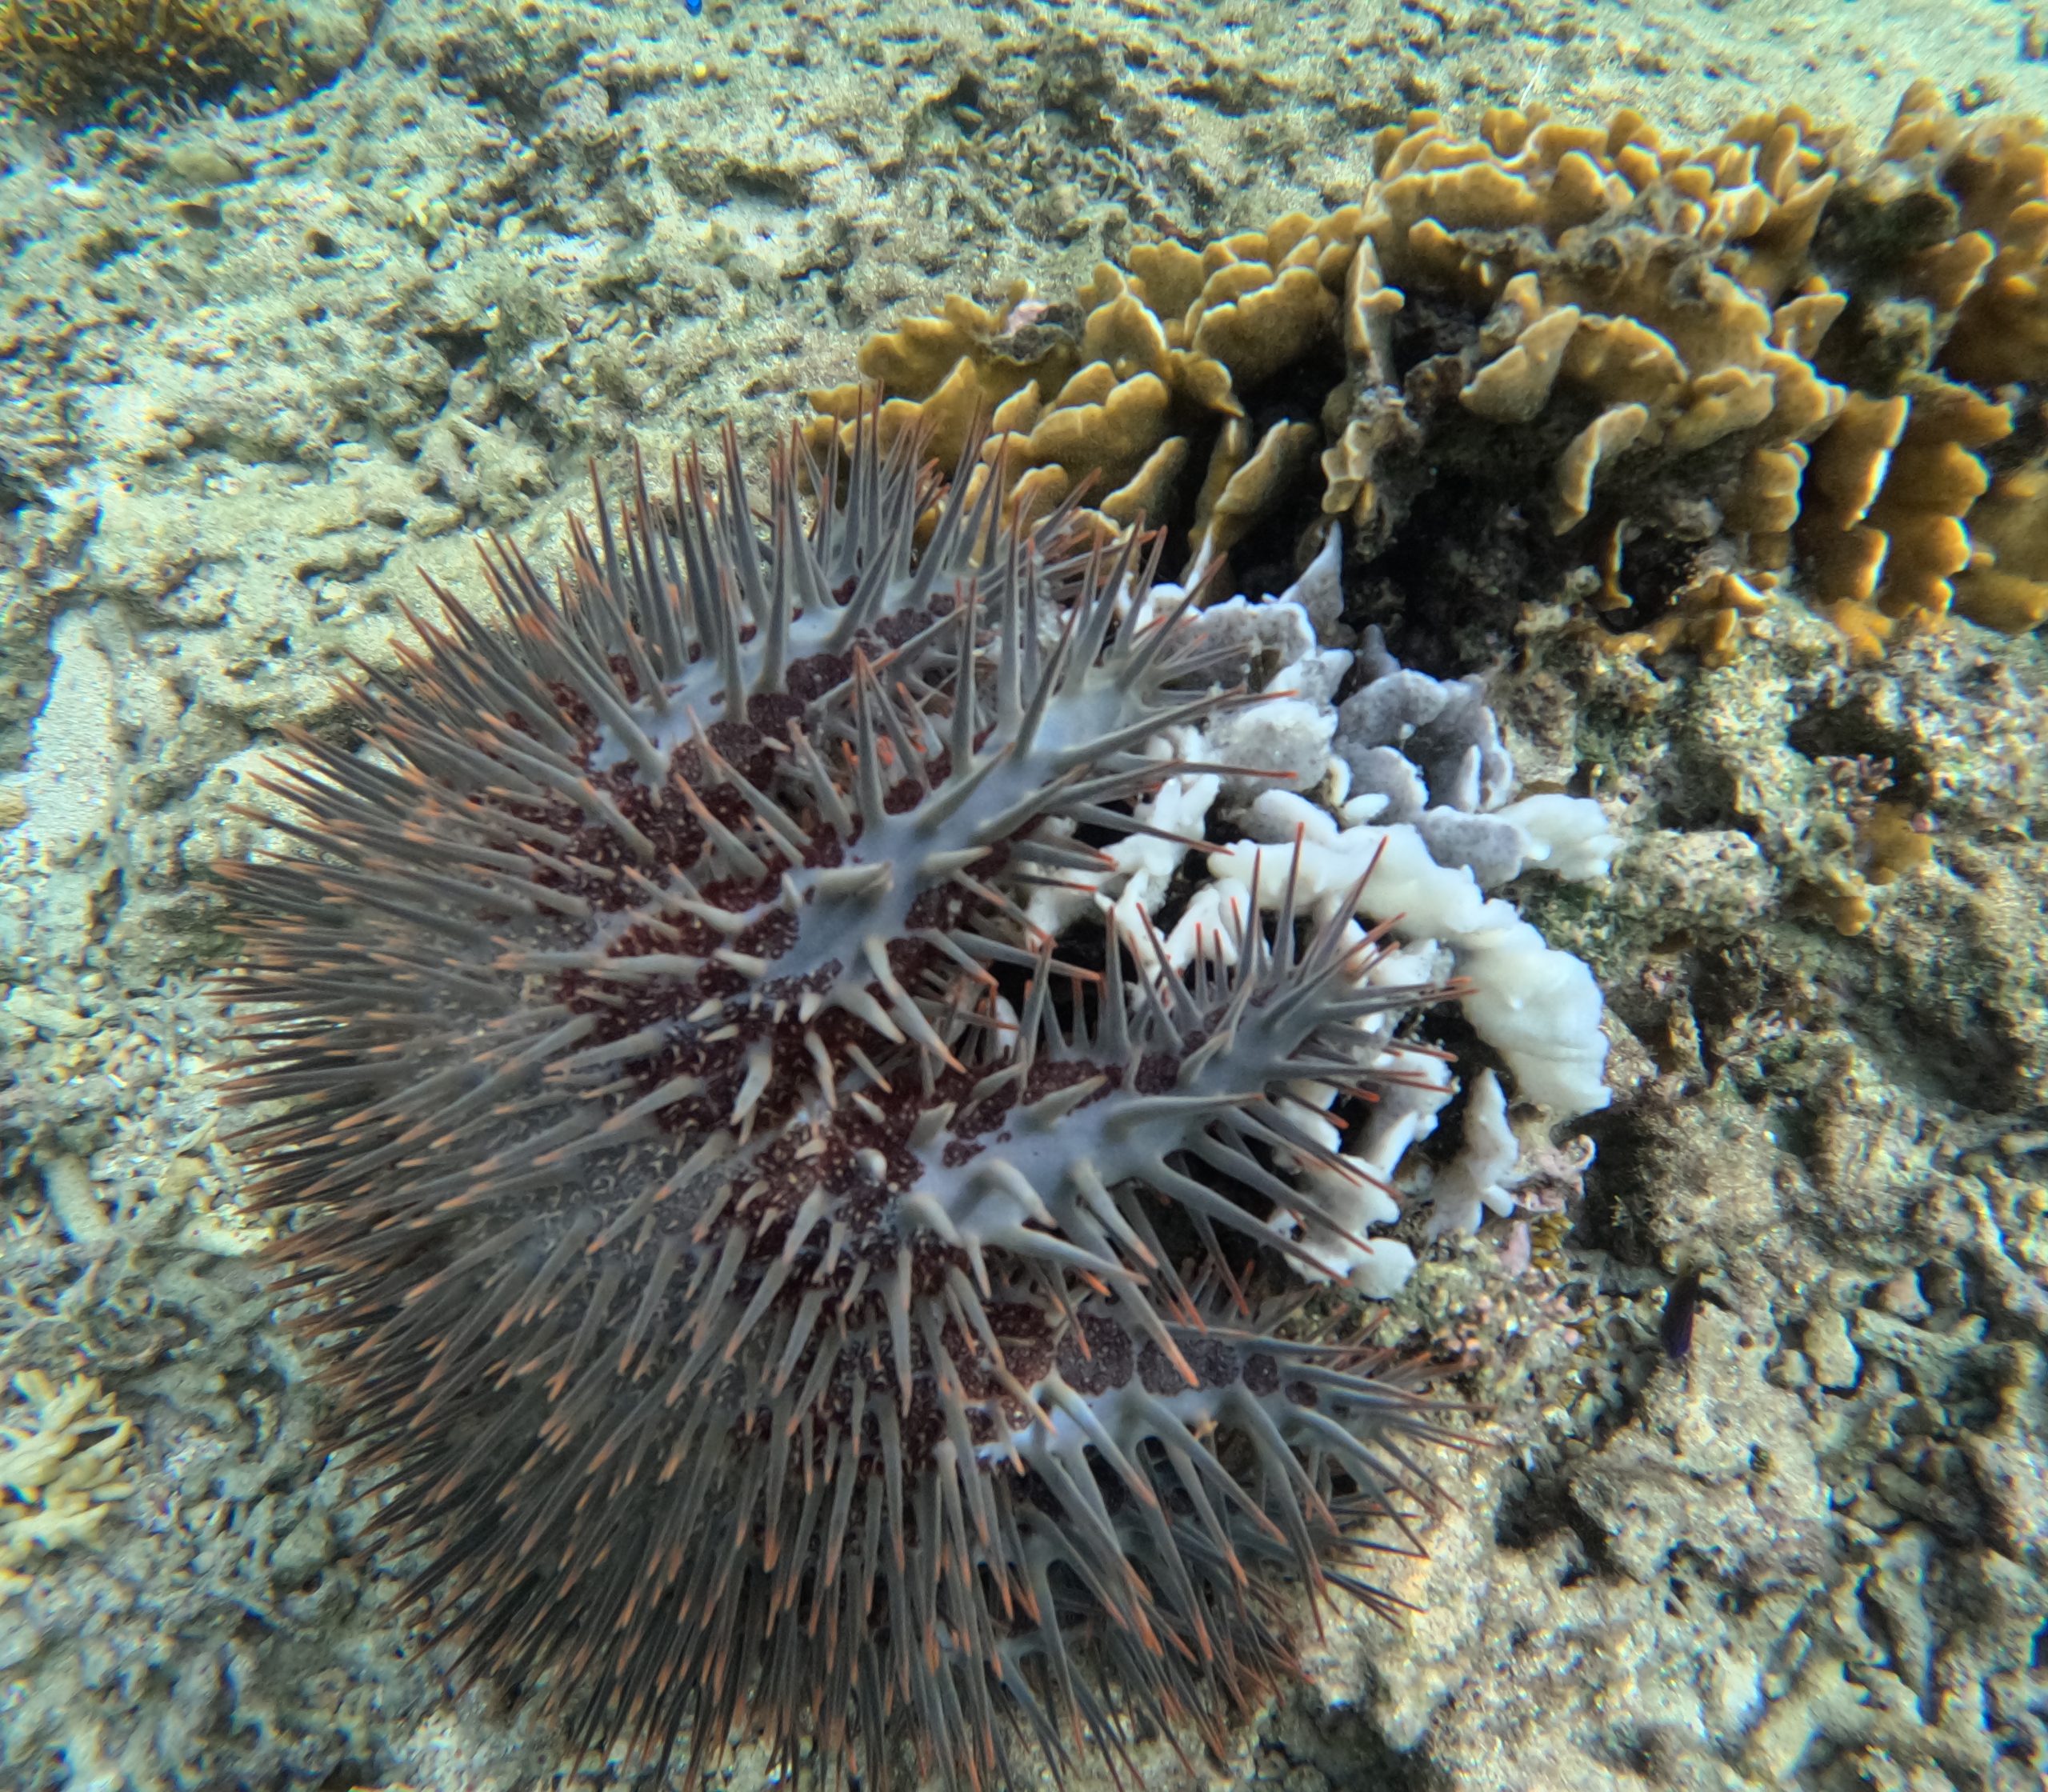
(1180, 544, 1615, 1114)
(1425, 1069, 1526, 1238)
(1198, 788, 1611, 1113)
(1035, 527, 1615, 1292)
(1334, 621, 1618, 888)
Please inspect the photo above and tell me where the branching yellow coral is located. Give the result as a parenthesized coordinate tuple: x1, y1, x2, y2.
(0, 1370, 134, 1595)
(0, 0, 302, 114)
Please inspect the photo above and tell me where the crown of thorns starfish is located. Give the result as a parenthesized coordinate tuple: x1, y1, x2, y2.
(217, 415, 1465, 1790)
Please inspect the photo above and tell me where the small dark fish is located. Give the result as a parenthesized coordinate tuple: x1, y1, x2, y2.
(686, 0, 702, 14)
(1660, 1270, 1702, 1360)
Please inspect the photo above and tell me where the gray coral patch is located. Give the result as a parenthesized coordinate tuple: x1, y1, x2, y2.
(1337, 629, 1514, 820)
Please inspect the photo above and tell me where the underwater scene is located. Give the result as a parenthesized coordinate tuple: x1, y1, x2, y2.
(2, 0, 2048, 1787)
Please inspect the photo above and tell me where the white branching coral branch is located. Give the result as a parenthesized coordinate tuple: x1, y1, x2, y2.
(1, 1370, 135, 1595)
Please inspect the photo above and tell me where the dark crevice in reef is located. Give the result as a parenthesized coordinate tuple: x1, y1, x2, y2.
(1347, 478, 1549, 678)
(1325, 286, 1752, 676)
(1569, 1101, 1670, 1273)
(1683, 935, 1778, 1058)
(1493, 1464, 1624, 1585)
(1786, 702, 1933, 810)
(1263, 1683, 1456, 1792)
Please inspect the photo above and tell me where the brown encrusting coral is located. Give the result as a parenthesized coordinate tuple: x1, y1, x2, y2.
(0, 0, 302, 114)
(814, 82, 2048, 670)
(215, 422, 1467, 1790)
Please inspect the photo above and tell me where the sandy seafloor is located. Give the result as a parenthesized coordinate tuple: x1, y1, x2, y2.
(5, 0, 2048, 1787)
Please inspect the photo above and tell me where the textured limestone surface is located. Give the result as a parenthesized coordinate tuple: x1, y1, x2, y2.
(4, 0, 2048, 1788)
